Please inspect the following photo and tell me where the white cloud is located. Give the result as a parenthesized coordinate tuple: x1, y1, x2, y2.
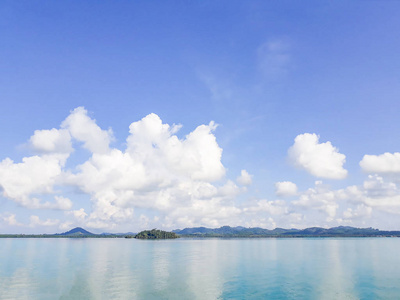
(127, 113, 225, 182)
(61, 107, 113, 154)
(60, 209, 88, 231)
(293, 181, 339, 221)
(0, 108, 112, 211)
(2, 108, 273, 230)
(51, 196, 73, 210)
(342, 175, 400, 215)
(0, 108, 113, 212)
(1, 213, 23, 227)
(275, 181, 298, 197)
(342, 204, 372, 220)
(59, 221, 73, 231)
(287, 175, 400, 227)
(29, 215, 59, 227)
(0, 155, 68, 209)
(360, 152, 400, 173)
(244, 199, 288, 215)
(30, 128, 72, 154)
(61, 112, 231, 229)
(288, 133, 348, 179)
(242, 217, 277, 230)
(66, 208, 88, 221)
(236, 170, 253, 186)
(10, 107, 400, 231)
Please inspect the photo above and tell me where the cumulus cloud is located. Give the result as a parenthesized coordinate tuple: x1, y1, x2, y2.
(126, 113, 224, 182)
(0, 110, 105, 210)
(342, 204, 372, 220)
(293, 181, 339, 221)
(29, 215, 59, 227)
(236, 170, 253, 186)
(61, 112, 230, 228)
(286, 174, 400, 227)
(0, 155, 68, 209)
(275, 181, 298, 197)
(61, 107, 113, 154)
(288, 133, 348, 179)
(4, 107, 295, 230)
(341, 175, 400, 215)
(51, 196, 73, 210)
(360, 152, 400, 173)
(0, 107, 238, 229)
(30, 128, 72, 154)
(66, 208, 88, 221)
(1, 213, 23, 227)
(9, 107, 400, 231)
(244, 199, 288, 215)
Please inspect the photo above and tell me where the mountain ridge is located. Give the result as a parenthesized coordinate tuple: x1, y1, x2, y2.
(2, 226, 400, 238)
(38, 225, 400, 238)
(173, 225, 400, 237)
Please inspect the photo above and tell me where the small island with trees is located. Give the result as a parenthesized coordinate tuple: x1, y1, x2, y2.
(126, 229, 179, 239)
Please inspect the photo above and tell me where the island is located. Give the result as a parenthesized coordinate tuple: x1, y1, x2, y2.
(131, 229, 179, 239)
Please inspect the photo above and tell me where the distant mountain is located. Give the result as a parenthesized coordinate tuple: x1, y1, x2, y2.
(173, 225, 400, 237)
(100, 232, 136, 236)
(57, 227, 95, 236)
(173, 226, 294, 236)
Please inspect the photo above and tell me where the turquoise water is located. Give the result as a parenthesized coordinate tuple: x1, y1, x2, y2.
(1, 238, 400, 299)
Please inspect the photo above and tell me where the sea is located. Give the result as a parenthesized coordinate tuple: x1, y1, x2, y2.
(1, 237, 399, 299)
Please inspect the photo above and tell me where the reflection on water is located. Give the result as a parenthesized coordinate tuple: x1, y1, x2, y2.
(1, 238, 400, 299)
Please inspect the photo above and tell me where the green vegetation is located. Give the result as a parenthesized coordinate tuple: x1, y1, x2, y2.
(134, 229, 179, 239)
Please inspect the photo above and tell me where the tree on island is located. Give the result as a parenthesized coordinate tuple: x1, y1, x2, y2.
(132, 229, 179, 239)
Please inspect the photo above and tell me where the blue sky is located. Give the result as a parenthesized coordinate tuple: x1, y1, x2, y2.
(1, 1, 400, 233)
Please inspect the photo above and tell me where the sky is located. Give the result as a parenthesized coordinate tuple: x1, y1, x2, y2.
(1, 1, 400, 233)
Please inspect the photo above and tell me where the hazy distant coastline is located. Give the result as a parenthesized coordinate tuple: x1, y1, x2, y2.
(1, 226, 400, 238)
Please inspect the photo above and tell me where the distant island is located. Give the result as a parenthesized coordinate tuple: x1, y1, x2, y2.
(1, 225, 400, 238)
(127, 229, 179, 239)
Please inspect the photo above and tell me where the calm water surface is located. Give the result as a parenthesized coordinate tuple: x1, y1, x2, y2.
(1, 238, 399, 299)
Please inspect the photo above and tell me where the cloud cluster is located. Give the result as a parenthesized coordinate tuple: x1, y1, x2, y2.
(0, 107, 245, 230)
(285, 174, 400, 227)
(292, 181, 339, 221)
(288, 133, 348, 179)
(2, 107, 400, 231)
(65, 113, 232, 228)
(0, 107, 112, 212)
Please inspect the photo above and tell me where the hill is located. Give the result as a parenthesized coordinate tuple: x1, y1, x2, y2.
(134, 229, 179, 239)
(57, 227, 95, 236)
